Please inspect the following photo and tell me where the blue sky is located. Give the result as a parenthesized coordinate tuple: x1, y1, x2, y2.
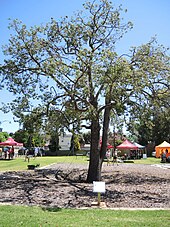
(0, 0, 170, 133)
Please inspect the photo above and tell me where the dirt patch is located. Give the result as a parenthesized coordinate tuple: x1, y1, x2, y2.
(0, 163, 169, 208)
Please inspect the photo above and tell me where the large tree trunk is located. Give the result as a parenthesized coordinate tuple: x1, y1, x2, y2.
(87, 118, 101, 183)
(86, 101, 112, 183)
(100, 102, 112, 172)
(100, 106, 111, 159)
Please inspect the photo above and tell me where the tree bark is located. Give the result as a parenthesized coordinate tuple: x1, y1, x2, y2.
(100, 106, 111, 159)
(86, 100, 112, 183)
(99, 101, 112, 172)
(87, 118, 101, 183)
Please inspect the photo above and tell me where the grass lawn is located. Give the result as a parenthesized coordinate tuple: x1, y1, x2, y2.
(0, 155, 88, 171)
(0, 205, 169, 227)
(0, 156, 162, 171)
(132, 157, 161, 165)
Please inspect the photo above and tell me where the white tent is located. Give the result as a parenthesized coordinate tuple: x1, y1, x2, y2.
(133, 142, 145, 149)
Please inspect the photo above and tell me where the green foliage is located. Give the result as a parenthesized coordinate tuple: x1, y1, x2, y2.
(74, 134, 81, 151)
(0, 132, 9, 142)
(125, 39, 170, 145)
(1, 0, 133, 123)
(82, 131, 91, 144)
(14, 129, 29, 145)
(14, 129, 45, 147)
(70, 134, 81, 152)
(127, 87, 170, 145)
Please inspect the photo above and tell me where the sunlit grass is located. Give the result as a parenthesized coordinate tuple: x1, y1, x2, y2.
(0, 205, 169, 227)
(0, 155, 88, 171)
(133, 157, 161, 165)
(0, 155, 162, 172)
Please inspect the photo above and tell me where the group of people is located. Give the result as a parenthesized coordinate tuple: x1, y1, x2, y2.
(24, 147, 43, 162)
(161, 149, 170, 163)
(0, 146, 15, 160)
(0, 146, 44, 162)
(106, 149, 118, 165)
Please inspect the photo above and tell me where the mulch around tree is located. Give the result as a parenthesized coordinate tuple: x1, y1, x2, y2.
(0, 163, 170, 209)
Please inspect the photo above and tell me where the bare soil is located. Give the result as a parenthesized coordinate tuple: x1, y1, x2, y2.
(0, 163, 170, 209)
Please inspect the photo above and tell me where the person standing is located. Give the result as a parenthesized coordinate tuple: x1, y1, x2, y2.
(106, 149, 111, 166)
(113, 149, 118, 165)
(11, 146, 14, 159)
(0, 147, 2, 158)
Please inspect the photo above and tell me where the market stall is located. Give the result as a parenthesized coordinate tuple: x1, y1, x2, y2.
(155, 141, 170, 158)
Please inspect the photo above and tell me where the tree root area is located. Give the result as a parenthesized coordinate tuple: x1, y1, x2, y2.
(0, 163, 169, 209)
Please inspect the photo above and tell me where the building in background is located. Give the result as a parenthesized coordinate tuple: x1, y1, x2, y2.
(59, 134, 72, 150)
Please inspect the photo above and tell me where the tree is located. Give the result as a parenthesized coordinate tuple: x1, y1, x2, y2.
(82, 131, 91, 144)
(126, 41, 170, 146)
(13, 129, 29, 145)
(1, 0, 169, 182)
(0, 132, 9, 142)
(11, 106, 47, 147)
(70, 133, 81, 154)
(128, 88, 170, 146)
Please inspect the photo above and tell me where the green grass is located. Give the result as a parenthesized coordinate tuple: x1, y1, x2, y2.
(132, 157, 161, 165)
(0, 205, 169, 227)
(0, 156, 88, 171)
(0, 156, 162, 172)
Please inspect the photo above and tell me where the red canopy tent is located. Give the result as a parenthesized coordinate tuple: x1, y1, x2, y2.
(99, 138, 114, 149)
(107, 144, 114, 149)
(116, 139, 138, 150)
(0, 137, 23, 146)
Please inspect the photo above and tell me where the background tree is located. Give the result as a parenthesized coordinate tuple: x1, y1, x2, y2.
(82, 131, 91, 144)
(126, 41, 170, 147)
(13, 107, 46, 147)
(0, 132, 9, 142)
(128, 89, 170, 147)
(13, 129, 29, 145)
(70, 133, 81, 154)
